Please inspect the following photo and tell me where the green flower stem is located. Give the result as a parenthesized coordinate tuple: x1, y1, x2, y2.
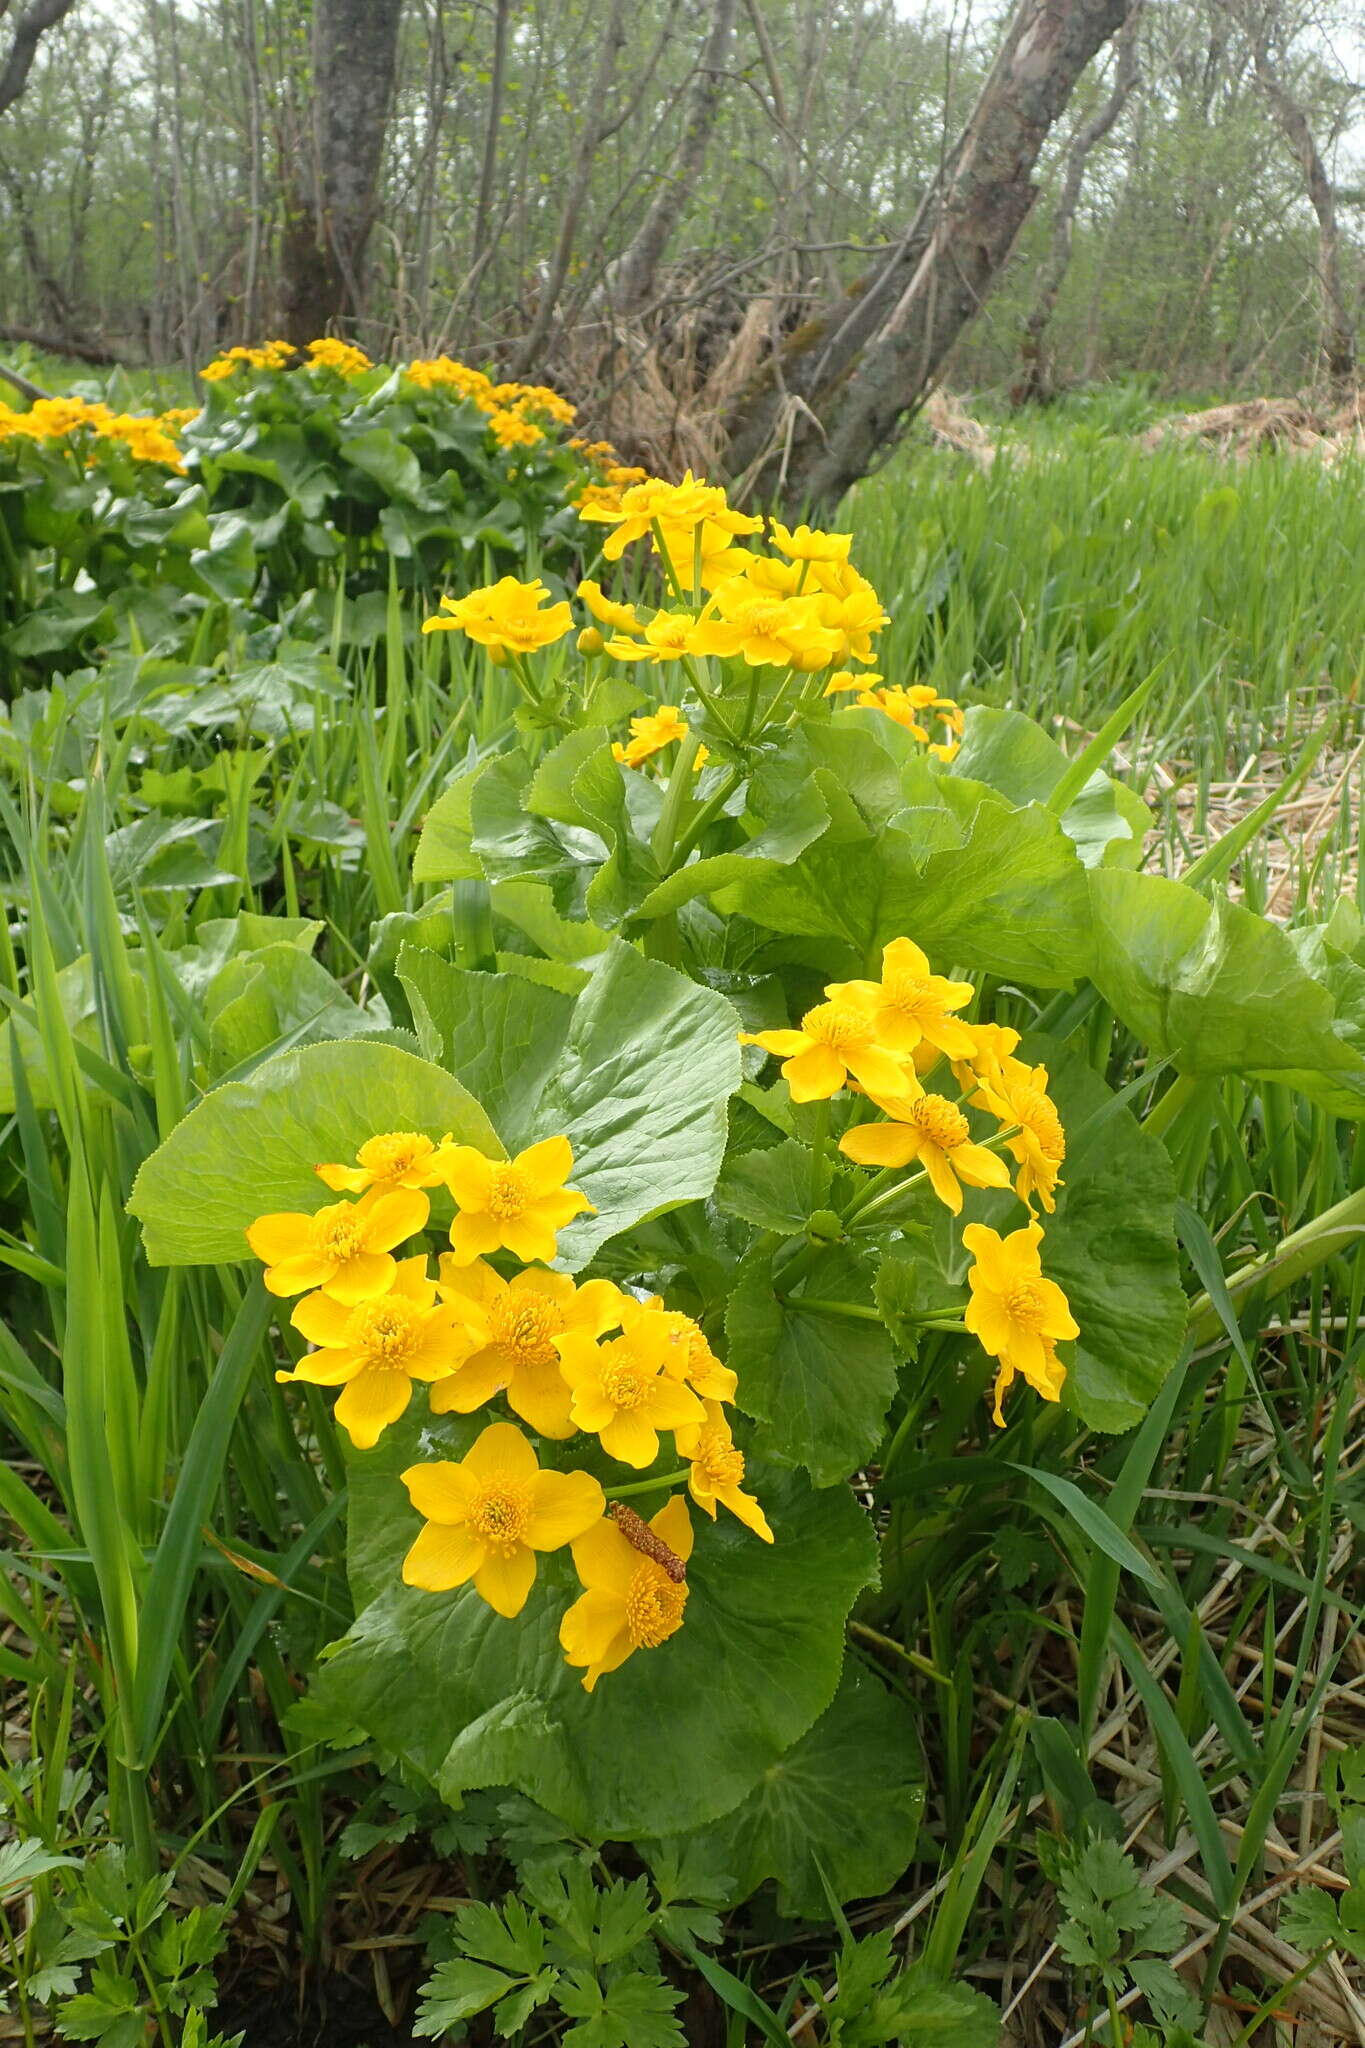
(777, 1296, 884, 1321)
(677, 653, 742, 743)
(1186, 1185, 1365, 1344)
(650, 726, 704, 866)
(1142, 1069, 1198, 1141)
(649, 516, 688, 605)
(607, 1469, 690, 1499)
(808, 1096, 830, 1208)
(846, 1165, 931, 1227)
(849, 1621, 952, 1688)
(840, 1164, 901, 1220)
(667, 765, 744, 871)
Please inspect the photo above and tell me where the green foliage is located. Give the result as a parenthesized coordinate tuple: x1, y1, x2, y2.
(1051, 1834, 1198, 2033)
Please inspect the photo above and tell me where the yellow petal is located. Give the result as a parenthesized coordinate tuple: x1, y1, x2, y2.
(783, 1044, 845, 1101)
(290, 1290, 354, 1347)
(517, 1133, 574, 1193)
(360, 1186, 430, 1251)
(473, 1545, 537, 1618)
(559, 1587, 633, 1683)
(525, 1469, 606, 1549)
(506, 1360, 576, 1438)
(322, 1250, 396, 1305)
(599, 1412, 660, 1469)
(570, 1517, 636, 1594)
(334, 1366, 413, 1449)
(652, 1493, 693, 1562)
(839, 1122, 921, 1169)
(314, 1163, 368, 1192)
(462, 1420, 539, 1483)
(402, 1521, 484, 1591)
(717, 1482, 774, 1542)
(245, 1212, 313, 1263)
(499, 1215, 562, 1264)
(402, 1460, 476, 1522)
(441, 1146, 496, 1210)
(428, 1351, 508, 1414)
(263, 1251, 336, 1297)
(447, 1211, 505, 1263)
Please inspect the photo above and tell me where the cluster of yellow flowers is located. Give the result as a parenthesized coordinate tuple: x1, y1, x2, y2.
(0, 394, 187, 469)
(741, 936, 1076, 1424)
(245, 1130, 770, 1690)
(199, 339, 298, 381)
(421, 469, 964, 760)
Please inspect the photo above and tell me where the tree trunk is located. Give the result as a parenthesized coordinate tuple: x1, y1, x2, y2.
(725, 0, 1140, 513)
(1015, 2, 1141, 402)
(609, 0, 738, 317)
(0, 0, 78, 118)
(281, 0, 405, 346)
(1248, 26, 1354, 382)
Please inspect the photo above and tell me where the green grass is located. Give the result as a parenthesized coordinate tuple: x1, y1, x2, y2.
(2, 403, 1365, 2043)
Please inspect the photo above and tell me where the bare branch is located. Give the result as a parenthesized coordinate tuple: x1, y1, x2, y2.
(0, 0, 78, 118)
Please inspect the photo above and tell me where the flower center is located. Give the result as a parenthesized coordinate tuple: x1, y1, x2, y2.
(349, 1298, 421, 1366)
(883, 971, 939, 1018)
(603, 1361, 649, 1410)
(652, 620, 694, 650)
(624, 1562, 688, 1648)
(315, 1212, 365, 1262)
(692, 1427, 745, 1490)
(486, 1165, 531, 1219)
(803, 1001, 872, 1053)
(360, 1133, 427, 1178)
(489, 1289, 563, 1365)
(1003, 1280, 1047, 1329)
(910, 1094, 970, 1150)
(1016, 1088, 1066, 1161)
(467, 1480, 532, 1551)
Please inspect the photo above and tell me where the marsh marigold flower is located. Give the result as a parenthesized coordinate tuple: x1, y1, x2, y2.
(693, 579, 842, 670)
(624, 1296, 738, 1402)
(604, 612, 703, 665)
(828, 937, 977, 1061)
(315, 1130, 453, 1195)
(813, 567, 890, 662)
(612, 705, 689, 766)
(560, 1495, 692, 1690)
(441, 1134, 592, 1265)
(840, 1091, 1011, 1215)
(768, 519, 852, 565)
(431, 1258, 623, 1437)
(739, 1000, 910, 1104)
(245, 1186, 428, 1302)
(488, 408, 543, 449)
(975, 1062, 1067, 1214)
(962, 1221, 1077, 1424)
(422, 575, 573, 656)
(306, 337, 372, 375)
(282, 1256, 464, 1448)
(402, 1422, 604, 1616)
(577, 578, 643, 636)
(555, 1319, 704, 1468)
(675, 1400, 772, 1539)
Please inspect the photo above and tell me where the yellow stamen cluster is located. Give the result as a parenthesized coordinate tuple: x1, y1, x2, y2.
(246, 1124, 767, 1687)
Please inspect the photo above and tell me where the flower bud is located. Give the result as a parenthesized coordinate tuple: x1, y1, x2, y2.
(577, 626, 605, 656)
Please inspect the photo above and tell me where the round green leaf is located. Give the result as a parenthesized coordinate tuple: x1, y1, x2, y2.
(128, 1040, 501, 1266)
(322, 1412, 878, 1839)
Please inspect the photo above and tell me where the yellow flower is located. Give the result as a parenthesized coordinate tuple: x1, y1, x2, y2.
(315, 1130, 453, 1195)
(421, 576, 573, 656)
(441, 1134, 593, 1264)
(975, 1063, 1067, 1214)
(739, 999, 911, 1103)
(577, 577, 643, 635)
(769, 519, 852, 564)
(612, 705, 689, 767)
(605, 463, 648, 484)
(961, 1221, 1077, 1424)
(814, 574, 890, 662)
(574, 481, 624, 516)
(555, 1319, 704, 1467)
(488, 407, 543, 449)
(742, 555, 804, 596)
(840, 1091, 1012, 1214)
(675, 1400, 772, 1539)
(245, 1186, 429, 1302)
(306, 337, 372, 375)
(431, 1258, 623, 1436)
(623, 1295, 738, 1402)
(560, 1495, 693, 1689)
(823, 669, 884, 696)
(281, 1256, 463, 1448)
(953, 1021, 1028, 1098)
(102, 414, 185, 469)
(578, 470, 759, 562)
(693, 578, 842, 670)
(402, 1422, 604, 1616)
(827, 937, 977, 1060)
(406, 356, 495, 403)
(603, 613, 703, 664)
